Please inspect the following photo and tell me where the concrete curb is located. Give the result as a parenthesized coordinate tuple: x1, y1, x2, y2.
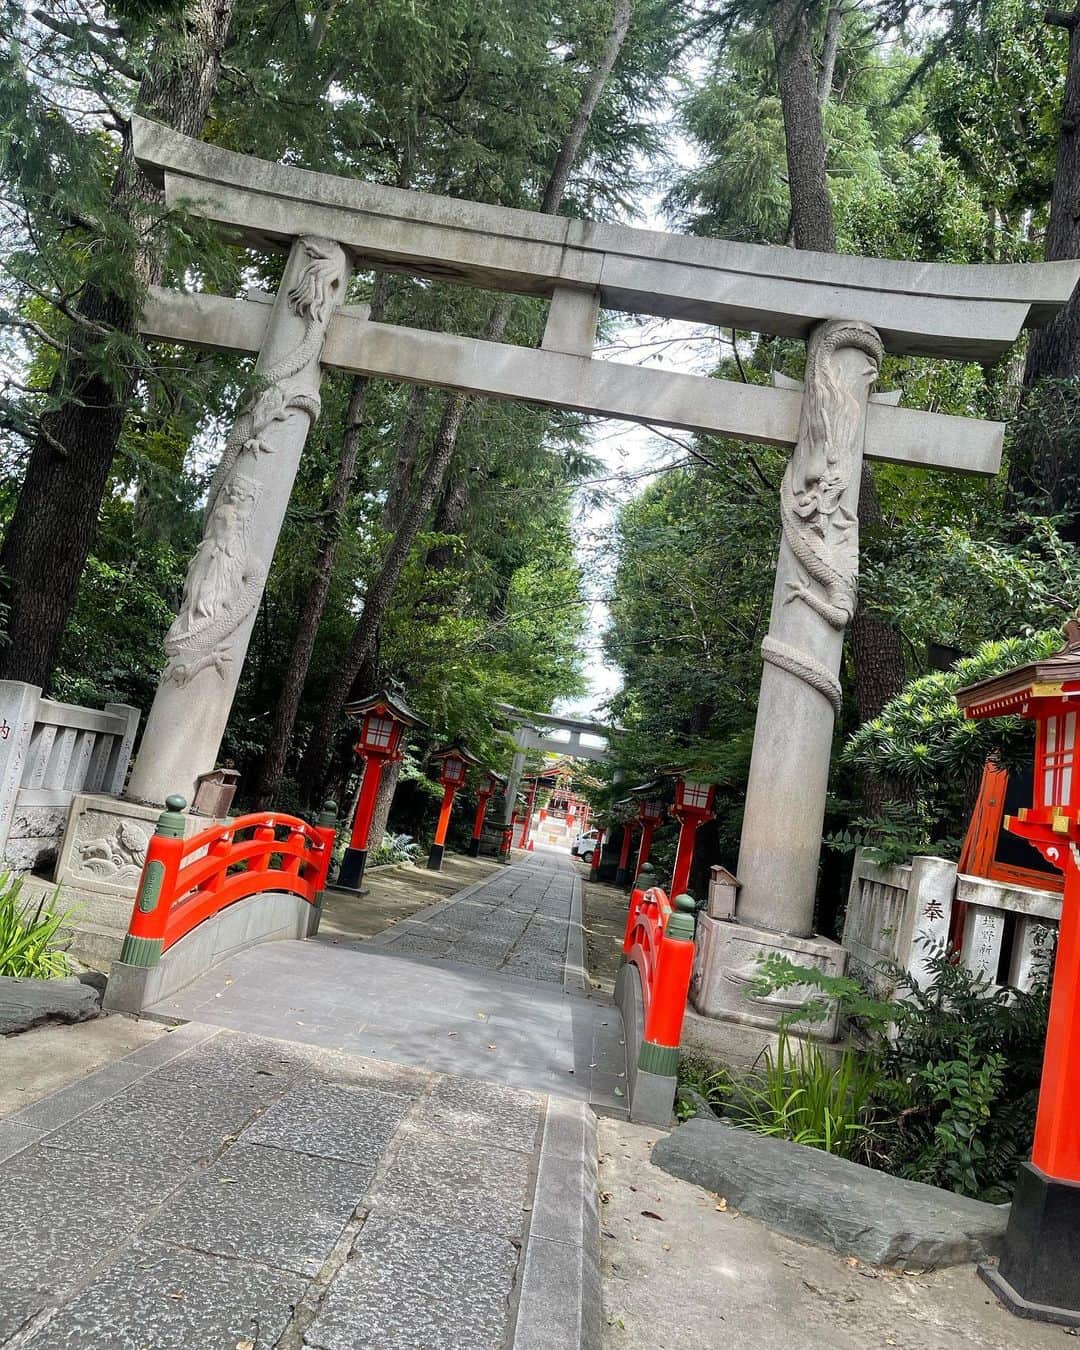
(563, 875, 589, 997)
(512, 1096, 601, 1350)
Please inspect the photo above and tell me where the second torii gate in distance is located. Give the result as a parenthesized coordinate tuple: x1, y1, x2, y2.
(120, 116, 1080, 1049)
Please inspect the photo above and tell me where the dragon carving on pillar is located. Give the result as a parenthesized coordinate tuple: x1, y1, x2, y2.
(164, 237, 348, 686)
(761, 318, 884, 713)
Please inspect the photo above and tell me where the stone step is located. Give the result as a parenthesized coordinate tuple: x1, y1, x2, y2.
(65, 921, 125, 972)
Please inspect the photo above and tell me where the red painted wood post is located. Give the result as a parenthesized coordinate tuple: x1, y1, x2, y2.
(503, 811, 518, 858)
(336, 752, 387, 891)
(639, 894, 696, 1078)
(253, 819, 277, 874)
(283, 823, 307, 878)
(615, 822, 636, 887)
(589, 827, 605, 882)
(469, 790, 492, 857)
(635, 819, 656, 875)
(523, 777, 539, 850)
(670, 816, 702, 900)
(1032, 857, 1080, 1183)
(428, 782, 457, 872)
(117, 795, 188, 970)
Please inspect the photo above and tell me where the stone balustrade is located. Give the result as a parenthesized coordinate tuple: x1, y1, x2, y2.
(843, 847, 1060, 996)
(0, 680, 140, 875)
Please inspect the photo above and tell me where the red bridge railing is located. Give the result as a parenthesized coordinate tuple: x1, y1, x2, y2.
(622, 884, 696, 1077)
(117, 795, 338, 970)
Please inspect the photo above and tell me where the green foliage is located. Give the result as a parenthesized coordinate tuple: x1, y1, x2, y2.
(842, 629, 1062, 857)
(728, 1031, 880, 1160)
(0, 877, 72, 979)
(369, 833, 423, 868)
(675, 1054, 731, 1121)
(752, 947, 1051, 1201)
(826, 803, 959, 868)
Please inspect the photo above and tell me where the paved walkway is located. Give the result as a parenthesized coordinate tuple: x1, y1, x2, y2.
(0, 849, 617, 1348)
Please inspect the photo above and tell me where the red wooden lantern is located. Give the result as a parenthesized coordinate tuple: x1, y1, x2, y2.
(628, 779, 667, 880)
(427, 745, 482, 872)
(956, 621, 1080, 1320)
(665, 769, 716, 900)
(469, 769, 506, 857)
(336, 689, 425, 893)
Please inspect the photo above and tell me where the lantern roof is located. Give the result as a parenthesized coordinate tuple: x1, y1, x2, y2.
(627, 777, 667, 799)
(483, 768, 508, 788)
(956, 621, 1080, 720)
(428, 743, 483, 769)
(660, 765, 718, 784)
(344, 687, 427, 729)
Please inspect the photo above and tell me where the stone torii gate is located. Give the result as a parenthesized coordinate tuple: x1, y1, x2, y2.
(119, 116, 1080, 1030)
(495, 702, 617, 829)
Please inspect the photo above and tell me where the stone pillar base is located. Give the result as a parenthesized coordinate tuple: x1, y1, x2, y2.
(688, 915, 848, 1052)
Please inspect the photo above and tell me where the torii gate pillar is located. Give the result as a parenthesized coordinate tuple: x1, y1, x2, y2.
(692, 320, 883, 1037)
(126, 237, 350, 804)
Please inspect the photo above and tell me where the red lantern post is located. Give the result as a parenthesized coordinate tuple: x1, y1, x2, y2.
(628, 781, 667, 880)
(468, 770, 506, 857)
(336, 690, 425, 893)
(519, 776, 540, 849)
(427, 745, 481, 871)
(956, 622, 1080, 1322)
(668, 772, 716, 900)
(614, 819, 638, 887)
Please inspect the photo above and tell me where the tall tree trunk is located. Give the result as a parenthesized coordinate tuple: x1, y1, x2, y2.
(772, 0, 834, 253)
(367, 757, 403, 849)
(0, 1, 235, 687)
(297, 0, 637, 803)
(1008, 8, 1080, 515)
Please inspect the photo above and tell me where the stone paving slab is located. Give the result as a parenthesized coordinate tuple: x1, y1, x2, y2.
(143, 1142, 374, 1276)
(304, 1215, 519, 1350)
(40, 1075, 266, 1168)
(368, 1126, 532, 1237)
(240, 1079, 412, 1163)
(26, 1241, 307, 1349)
(0, 1144, 177, 1296)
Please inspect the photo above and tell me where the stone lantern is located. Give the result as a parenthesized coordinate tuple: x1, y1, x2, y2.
(427, 745, 482, 872)
(336, 689, 425, 893)
(956, 620, 1080, 1323)
(665, 770, 717, 900)
(468, 769, 506, 857)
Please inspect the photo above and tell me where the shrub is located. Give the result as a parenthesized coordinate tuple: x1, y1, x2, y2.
(751, 945, 1050, 1202)
(727, 1030, 880, 1161)
(675, 1055, 731, 1121)
(840, 629, 1061, 862)
(369, 833, 423, 867)
(0, 878, 73, 979)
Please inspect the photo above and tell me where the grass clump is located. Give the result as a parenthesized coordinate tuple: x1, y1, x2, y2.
(0, 876, 73, 979)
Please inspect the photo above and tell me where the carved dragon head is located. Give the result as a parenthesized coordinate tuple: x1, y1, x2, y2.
(288, 237, 348, 325)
